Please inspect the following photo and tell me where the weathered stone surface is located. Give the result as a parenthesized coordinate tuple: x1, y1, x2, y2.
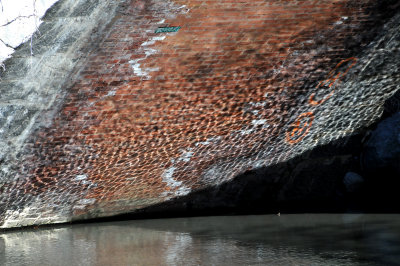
(0, 0, 399, 228)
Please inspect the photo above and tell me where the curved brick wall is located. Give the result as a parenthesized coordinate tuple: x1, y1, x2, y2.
(0, 0, 399, 228)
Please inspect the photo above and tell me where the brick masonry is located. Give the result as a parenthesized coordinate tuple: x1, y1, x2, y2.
(0, 0, 399, 228)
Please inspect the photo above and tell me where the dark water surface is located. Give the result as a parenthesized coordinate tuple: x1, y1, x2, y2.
(1, 214, 400, 265)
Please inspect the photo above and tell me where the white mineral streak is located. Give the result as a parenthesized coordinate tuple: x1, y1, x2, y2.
(334, 16, 348, 25)
(75, 174, 87, 181)
(106, 89, 116, 97)
(77, 198, 96, 205)
(178, 150, 194, 162)
(161, 148, 199, 198)
(160, 92, 273, 194)
(240, 128, 256, 135)
(178, 5, 190, 14)
(163, 167, 181, 188)
(252, 119, 267, 125)
(0, 0, 60, 64)
(1, 198, 68, 228)
(129, 36, 166, 78)
(161, 166, 191, 198)
(75, 173, 98, 187)
(195, 136, 222, 146)
(141, 36, 166, 46)
(74, 174, 93, 185)
(73, 198, 96, 210)
(239, 111, 270, 136)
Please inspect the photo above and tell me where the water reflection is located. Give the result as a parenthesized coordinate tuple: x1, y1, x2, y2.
(1, 214, 400, 265)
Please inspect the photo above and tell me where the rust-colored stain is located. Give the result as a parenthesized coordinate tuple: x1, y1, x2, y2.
(286, 111, 315, 145)
(0, 0, 390, 225)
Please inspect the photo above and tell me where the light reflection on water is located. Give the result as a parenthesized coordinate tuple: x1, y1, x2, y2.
(1, 214, 400, 265)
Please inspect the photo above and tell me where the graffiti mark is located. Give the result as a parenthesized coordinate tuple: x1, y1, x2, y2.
(309, 57, 357, 106)
(286, 112, 315, 144)
(335, 57, 357, 77)
(309, 74, 339, 106)
(155, 26, 181, 33)
(287, 57, 357, 144)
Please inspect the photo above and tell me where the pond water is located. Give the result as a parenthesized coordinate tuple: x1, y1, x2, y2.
(1, 214, 400, 265)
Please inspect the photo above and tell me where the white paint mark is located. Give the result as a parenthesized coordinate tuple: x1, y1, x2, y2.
(158, 19, 165, 24)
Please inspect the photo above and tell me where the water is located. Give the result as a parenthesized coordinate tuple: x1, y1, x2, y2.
(1, 214, 400, 265)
